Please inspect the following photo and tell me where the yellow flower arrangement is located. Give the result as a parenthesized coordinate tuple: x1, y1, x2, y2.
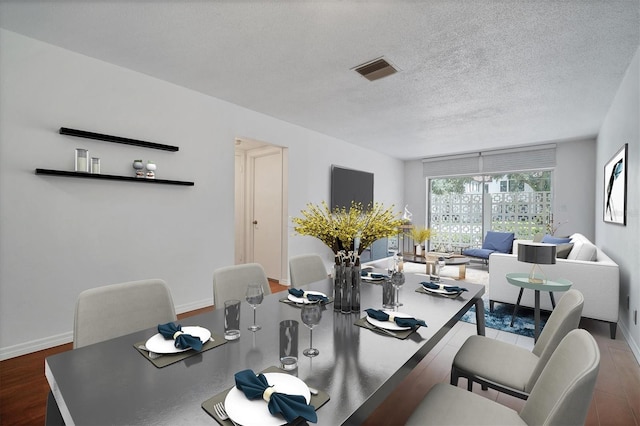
(292, 201, 403, 264)
(409, 226, 432, 246)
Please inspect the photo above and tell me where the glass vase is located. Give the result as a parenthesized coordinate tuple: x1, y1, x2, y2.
(340, 265, 351, 314)
(333, 264, 344, 312)
(350, 265, 361, 312)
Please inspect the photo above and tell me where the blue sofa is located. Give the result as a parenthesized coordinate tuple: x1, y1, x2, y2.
(463, 231, 515, 264)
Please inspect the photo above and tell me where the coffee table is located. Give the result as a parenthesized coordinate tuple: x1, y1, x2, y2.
(425, 253, 470, 280)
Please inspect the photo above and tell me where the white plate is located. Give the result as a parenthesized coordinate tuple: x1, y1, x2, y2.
(366, 311, 412, 331)
(224, 372, 311, 426)
(424, 286, 460, 295)
(422, 287, 463, 298)
(361, 273, 386, 282)
(144, 326, 211, 354)
(287, 290, 327, 304)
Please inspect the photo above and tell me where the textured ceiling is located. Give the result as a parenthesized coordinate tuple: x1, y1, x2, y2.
(1, 1, 638, 160)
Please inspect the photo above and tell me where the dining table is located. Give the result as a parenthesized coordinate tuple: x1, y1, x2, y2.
(45, 272, 485, 425)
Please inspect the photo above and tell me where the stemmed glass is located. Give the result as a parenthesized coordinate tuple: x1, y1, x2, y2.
(391, 271, 405, 308)
(300, 302, 322, 357)
(245, 282, 264, 332)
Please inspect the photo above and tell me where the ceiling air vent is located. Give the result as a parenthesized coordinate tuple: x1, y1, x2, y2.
(353, 57, 398, 81)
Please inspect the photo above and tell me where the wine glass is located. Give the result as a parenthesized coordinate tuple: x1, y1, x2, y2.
(391, 271, 405, 308)
(436, 256, 446, 281)
(300, 302, 322, 357)
(245, 282, 264, 331)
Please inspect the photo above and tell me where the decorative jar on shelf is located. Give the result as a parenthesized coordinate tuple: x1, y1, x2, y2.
(90, 157, 101, 174)
(75, 149, 89, 172)
(145, 161, 156, 179)
(133, 160, 144, 178)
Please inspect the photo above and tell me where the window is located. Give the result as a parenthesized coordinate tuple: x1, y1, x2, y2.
(428, 171, 553, 252)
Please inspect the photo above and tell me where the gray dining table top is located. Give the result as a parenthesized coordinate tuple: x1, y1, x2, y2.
(46, 273, 484, 426)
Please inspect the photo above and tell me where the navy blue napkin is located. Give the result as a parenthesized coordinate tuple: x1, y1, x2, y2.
(360, 271, 388, 279)
(288, 288, 329, 303)
(157, 322, 203, 351)
(364, 308, 427, 328)
(420, 281, 468, 293)
(234, 369, 317, 423)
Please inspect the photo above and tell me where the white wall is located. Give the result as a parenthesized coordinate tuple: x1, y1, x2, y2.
(403, 139, 597, 240)
(597, 47, 640, 361)
(0, 30, 404, 359)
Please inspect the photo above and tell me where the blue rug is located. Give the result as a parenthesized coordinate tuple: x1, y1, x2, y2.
(461, 297, 549, 338)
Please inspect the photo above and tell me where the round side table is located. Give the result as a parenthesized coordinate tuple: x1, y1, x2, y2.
(505, 273, 572, 342)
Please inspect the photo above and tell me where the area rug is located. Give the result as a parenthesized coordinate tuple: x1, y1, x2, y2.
(403, 261, 548, 338)
(460, 298, 549, 339)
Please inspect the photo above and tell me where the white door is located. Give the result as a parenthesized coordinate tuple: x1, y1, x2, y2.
(234, 152, 245, 264)
(250, 148, 283, 280)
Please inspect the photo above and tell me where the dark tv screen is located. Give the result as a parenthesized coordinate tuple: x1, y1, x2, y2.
(330, 165, 374, 210)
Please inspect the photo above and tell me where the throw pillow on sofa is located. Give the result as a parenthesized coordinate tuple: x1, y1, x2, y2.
(556, 243, 574, 259)
(541, 234, 572, 244)
(567, 237, 598, 261)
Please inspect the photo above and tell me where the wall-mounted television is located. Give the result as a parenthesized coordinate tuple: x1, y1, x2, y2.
(330, 165, 374, 211)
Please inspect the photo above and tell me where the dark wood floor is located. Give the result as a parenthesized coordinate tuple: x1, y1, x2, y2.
(1, 280, 638, 425)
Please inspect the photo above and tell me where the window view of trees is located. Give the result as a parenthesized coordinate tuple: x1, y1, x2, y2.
(428, 171, 553, 252)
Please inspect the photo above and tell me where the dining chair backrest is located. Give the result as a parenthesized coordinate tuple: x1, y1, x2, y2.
(213, 263, 271, 308)
(289, 254, 328, 287)
(73, 278, 176, 349)
(520, 329, 600, 425)
(526, 289, 584, 391)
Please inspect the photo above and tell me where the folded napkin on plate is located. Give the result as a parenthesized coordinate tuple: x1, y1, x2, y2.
(361, 271, 388, 279)
(288, 288, 329, 303)
(157, 322, 203, 351)
(420, 281, 468, 293)
(234, 369, 317, 423)
(364, 309, 427, 328)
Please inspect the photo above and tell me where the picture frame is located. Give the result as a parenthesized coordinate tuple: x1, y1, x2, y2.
(603, 143, 628, 225)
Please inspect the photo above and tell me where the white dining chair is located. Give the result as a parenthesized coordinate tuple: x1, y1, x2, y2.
(73, 278, 177, 349)
(450, 289, 584, 399)
(407, 328, 600, 425)
(213, 263, 271, 308)
(289, 254, 328, 287)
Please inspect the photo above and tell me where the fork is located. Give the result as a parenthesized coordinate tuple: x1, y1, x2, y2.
(137, 344, 161, 360)
(213, 401, 238, 426)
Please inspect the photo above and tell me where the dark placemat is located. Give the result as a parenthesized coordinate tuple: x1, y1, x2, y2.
(202, 365, 331, 426)
(414, 286, 464, 299)
(134, 333, 227, 368)
(279, 296, 334, 308)
(354, 316, 419, 340)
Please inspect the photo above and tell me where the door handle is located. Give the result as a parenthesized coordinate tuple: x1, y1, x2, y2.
(253, 220, 258, 225)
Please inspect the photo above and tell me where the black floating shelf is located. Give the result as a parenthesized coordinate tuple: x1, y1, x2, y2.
(36, 169, 194, 186)
(59, 127, 179, 152)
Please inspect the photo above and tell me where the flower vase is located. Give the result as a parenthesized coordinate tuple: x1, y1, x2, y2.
(333, 264, 344, 312)
(340, 265, 352, 314)
(350, 264, 361, 312)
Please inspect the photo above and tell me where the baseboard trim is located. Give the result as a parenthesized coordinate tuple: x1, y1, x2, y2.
(619, 321, 640, 365)
(0, 298, 215, 361)
(0, 331, 73, 361)
(175, 298, 213, 315)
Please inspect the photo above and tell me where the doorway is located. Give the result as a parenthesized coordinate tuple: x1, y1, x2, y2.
(234, 138, 288, 283)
